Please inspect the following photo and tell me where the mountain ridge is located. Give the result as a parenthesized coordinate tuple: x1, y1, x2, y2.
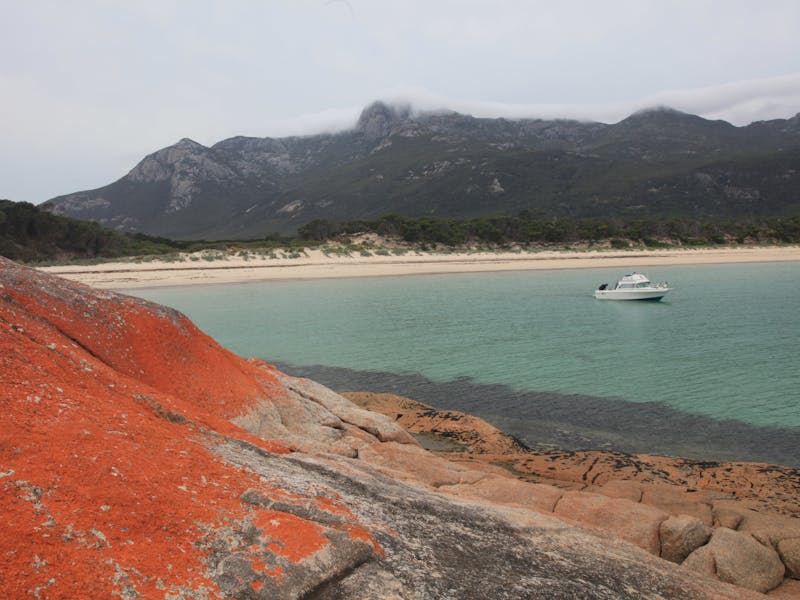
(43, 102, 800, 239)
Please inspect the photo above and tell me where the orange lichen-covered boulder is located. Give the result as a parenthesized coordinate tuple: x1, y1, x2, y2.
(0, 258, 378, 598)
(0, 255, 276, 419)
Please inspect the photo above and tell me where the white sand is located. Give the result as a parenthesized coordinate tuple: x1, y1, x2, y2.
(38, 246, 800, 289)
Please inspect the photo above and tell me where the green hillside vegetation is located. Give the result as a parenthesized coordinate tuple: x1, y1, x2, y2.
(299, 213, 800, 248)
(0, 200, 182, 261)
(0, 200, 305, 263)
(5, 199, 798, 266)
(220, 140, 800, 239)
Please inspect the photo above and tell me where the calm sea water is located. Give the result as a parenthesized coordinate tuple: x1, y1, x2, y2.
(131, 262, 800, 465)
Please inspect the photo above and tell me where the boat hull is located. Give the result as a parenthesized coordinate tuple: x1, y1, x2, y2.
(594, 289, 670, 301)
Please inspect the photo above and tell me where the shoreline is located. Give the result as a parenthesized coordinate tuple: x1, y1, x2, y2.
(276, 362, 800, 469)
(342, 391, 800, 518)
(38, 245, 800, 289)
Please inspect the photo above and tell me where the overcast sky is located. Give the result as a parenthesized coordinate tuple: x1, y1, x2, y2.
(2, 0, 800, 203)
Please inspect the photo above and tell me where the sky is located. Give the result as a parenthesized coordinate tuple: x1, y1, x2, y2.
(2, 0, 800, 204)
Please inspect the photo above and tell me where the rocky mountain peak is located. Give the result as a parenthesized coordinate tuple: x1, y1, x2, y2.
(121, 137, 237, 214)
(620, 106, 696, 125)
(618, 106, 734, 132)
(175, 137, 207, 149)
(631, 105, 685, 117)
(780, 112, 800, 132)
(354, 100, 412, 140)
(126, 138, 210, 183)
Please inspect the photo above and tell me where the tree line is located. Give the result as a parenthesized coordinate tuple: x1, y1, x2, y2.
(4, 199, 799, 264)
(0, 200, 299, 263)
(0, 200, 185, 262)
(298, 213, 800, 247)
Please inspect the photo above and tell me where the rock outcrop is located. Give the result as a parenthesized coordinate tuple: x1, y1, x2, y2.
(0, 258, 794, 598)
(346, 391, 800, 596)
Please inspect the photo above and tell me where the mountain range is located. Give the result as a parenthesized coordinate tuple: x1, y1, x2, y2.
(43, 102, 800, 239)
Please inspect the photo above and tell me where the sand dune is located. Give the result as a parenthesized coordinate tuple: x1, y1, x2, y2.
(39, 245, 800, 289)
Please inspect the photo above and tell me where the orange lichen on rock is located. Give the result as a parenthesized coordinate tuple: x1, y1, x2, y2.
(253, 510, 330, 563)
(0, 258, 376, 598)
(348, 391, 800, 518)
(1, 257, 283, 420)
(314, 493, 356, 518)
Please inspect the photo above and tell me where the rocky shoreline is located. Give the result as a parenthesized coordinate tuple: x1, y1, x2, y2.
(276, 363, 800, 469)
(344, 392, 800, 595)
(2, 257, 799, 598)
(343, 392, 800, 518)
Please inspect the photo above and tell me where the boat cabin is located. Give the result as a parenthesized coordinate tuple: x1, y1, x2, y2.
(614, 273, 652, 289)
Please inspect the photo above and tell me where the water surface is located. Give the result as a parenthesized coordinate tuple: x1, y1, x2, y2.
(132, 262, 800, 465)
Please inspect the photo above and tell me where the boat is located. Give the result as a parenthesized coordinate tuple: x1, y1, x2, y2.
(594, 272, 671, 301)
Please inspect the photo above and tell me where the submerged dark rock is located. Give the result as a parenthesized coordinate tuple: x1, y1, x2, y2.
(282, 363, 800, 468)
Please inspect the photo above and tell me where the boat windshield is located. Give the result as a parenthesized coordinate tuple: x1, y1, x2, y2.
(614, 273, 654, 290)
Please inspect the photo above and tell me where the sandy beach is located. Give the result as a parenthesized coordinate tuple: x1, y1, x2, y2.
(38, 245, 800, 289)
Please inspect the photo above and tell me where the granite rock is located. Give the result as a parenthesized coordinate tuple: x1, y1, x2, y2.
(683, 527, 785, 593)
(554, 490, 669, 555)
(440, 476, 564, 513)
(777, 537, 800, 579)
(660, 515, 712, 563)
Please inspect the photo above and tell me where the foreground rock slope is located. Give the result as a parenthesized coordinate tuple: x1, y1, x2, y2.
(0, 257, 794, 598)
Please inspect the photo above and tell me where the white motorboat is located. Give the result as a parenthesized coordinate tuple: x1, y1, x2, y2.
(594, 272, 671, 301)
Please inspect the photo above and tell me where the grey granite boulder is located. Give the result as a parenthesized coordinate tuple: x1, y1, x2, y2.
(279, 375, 419, 445)
(682, 527, 785, 593)
(659, 515, 712, 563)
(777, 537, 800, 579)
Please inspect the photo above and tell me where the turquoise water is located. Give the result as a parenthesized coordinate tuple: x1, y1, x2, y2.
(131, 262, 800, 462)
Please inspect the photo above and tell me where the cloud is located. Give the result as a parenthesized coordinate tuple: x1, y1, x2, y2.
(269, 72, 800, 139)
(638, 73, 800, 124)
(261, 106, 363, 138)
